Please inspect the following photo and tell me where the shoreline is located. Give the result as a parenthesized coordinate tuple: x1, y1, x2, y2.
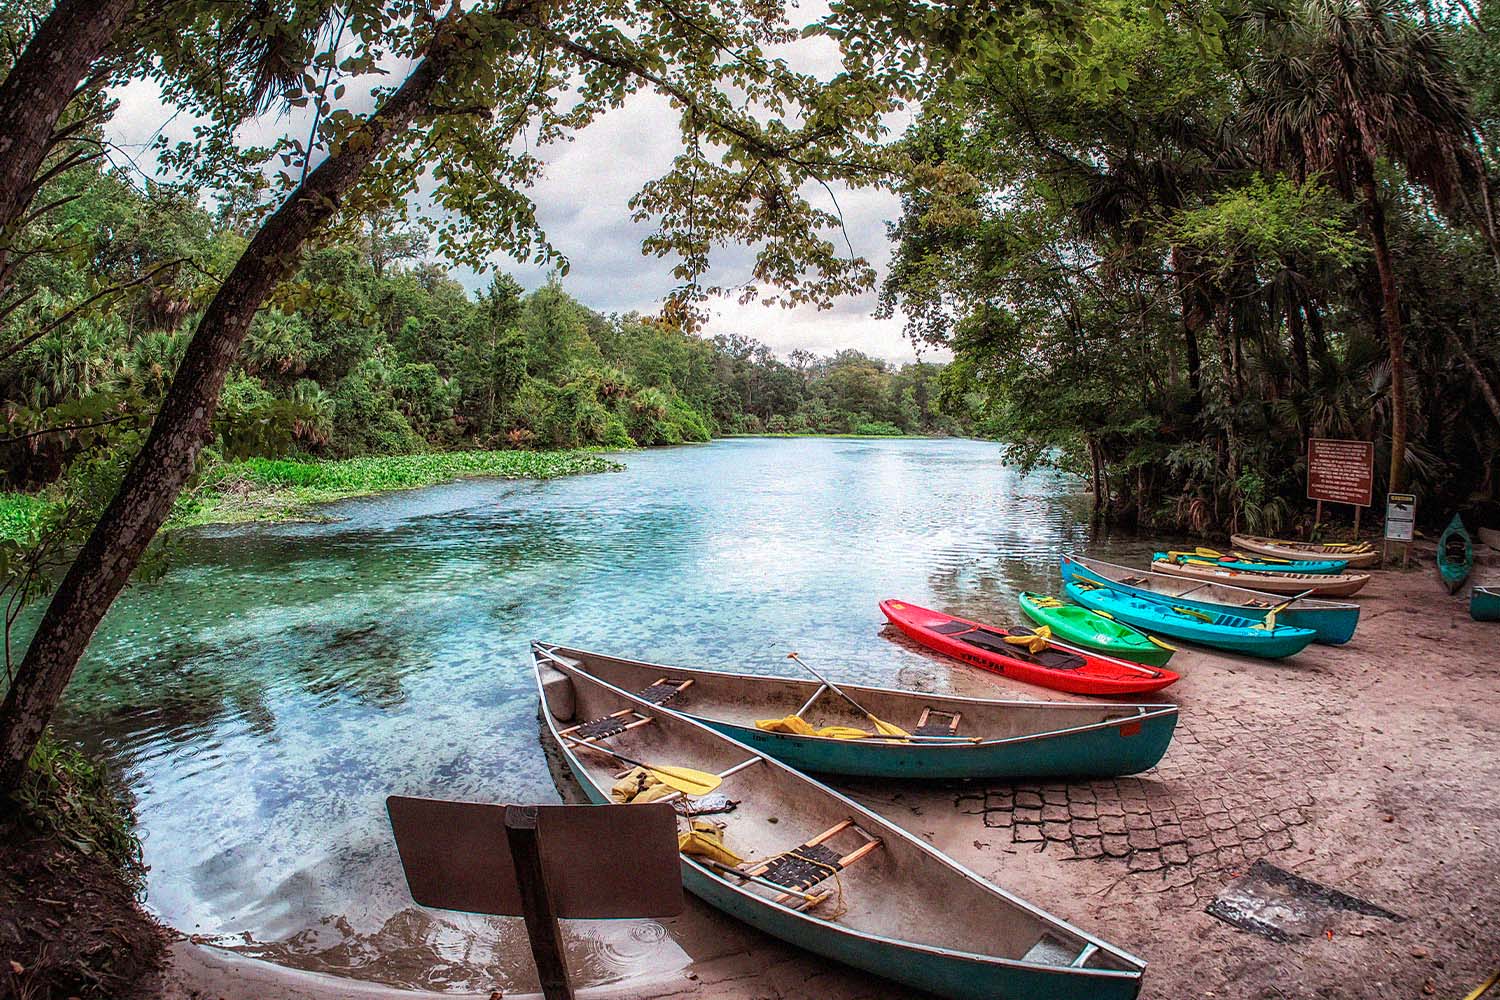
(0, 449, 624, 541)
(138, 552, 1499, 1000)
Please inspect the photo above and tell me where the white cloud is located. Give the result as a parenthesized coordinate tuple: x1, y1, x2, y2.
(104, 7, 929, 364)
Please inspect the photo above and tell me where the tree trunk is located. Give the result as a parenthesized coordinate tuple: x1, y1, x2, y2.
(1287, 298, 1309, 385)
(0, 47, 454, 792)
(1357, 169, 1408, 495)
(1450, 332, 1500, 426)
(1303, 295, 1327, 359)
(0, 0, 136, 297)
(1170, 246, 1206, 409)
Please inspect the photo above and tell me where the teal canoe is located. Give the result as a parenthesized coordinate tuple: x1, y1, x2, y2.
(1472, 585, 1500, 622)
(533, 643, 1178, 780)
(1017, 592, 1176, 668)
(1157, 549, 1348, 575)
(1063, 580, 1317, 659)
(1438, 514, 1474, 594)
(534, 651, 1148, 1000)
(1061, 554, 1360, 645)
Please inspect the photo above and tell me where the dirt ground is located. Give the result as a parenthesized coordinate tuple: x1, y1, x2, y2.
(145, 550, 1500, 1000)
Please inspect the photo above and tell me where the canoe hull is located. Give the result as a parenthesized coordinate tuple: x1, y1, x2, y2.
(683, 862, 1142, 1000)
(539, 656, 1147, 1000)
(539, 645, 1178, 781)
(880, 600, 1180, 695)
(704, 715, 1176, 780)
(1437, 514, 1473, 595)
(1061, 555, 1359, 645)
(1149, 558, 1370, 597)
(1064, 583, 1317, 660)
(1017, 593, 1175, 668)
(1472, 586, 1500, 622)
(1230, 534, 1380, 569)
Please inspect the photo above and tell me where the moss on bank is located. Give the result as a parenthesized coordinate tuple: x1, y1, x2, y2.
(1, 735, 163, 999)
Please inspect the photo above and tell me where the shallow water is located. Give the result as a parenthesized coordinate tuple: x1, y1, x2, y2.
(51, 437, 1158, 992)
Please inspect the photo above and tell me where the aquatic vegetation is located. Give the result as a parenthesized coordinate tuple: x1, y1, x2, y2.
(174, 450, 624, 526)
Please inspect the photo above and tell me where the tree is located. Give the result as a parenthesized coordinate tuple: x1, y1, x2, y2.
(2, 0, 1077, 790)
(1245, 0, 1487, 493)
(0, 0, 137, 299)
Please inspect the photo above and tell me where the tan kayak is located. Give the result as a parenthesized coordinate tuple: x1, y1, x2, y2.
(1151, 557, 1371, 597)
(1230, 533, 1380, 569)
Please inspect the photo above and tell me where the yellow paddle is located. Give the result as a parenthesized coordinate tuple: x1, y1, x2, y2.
(1004, 625, 1052, 655)
(1251, 589, 1316, 632)
(562, 735, 722, 796)
(787, 652, 912, 739)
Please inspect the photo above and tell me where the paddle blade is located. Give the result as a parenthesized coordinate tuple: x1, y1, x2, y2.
(1004, 625, 1052, 654)
(1195, 546, 1224, 558)
(1146, 635, 1177, 651)
(648, 765, 722, 796)
(869, 716, 912, 740)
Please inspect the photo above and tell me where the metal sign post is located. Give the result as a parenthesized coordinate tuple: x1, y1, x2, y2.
(388, 797, 684, 1000)
(1383, 493, 1416, 569)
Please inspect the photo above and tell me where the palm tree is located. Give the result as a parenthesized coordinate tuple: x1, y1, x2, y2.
(1245, 0, 1487, 493)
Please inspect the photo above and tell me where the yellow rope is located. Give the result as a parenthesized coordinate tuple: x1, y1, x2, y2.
(1464, 971, 1500, 1000)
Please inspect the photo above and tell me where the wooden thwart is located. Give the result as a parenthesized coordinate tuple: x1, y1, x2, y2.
(738, 819, 883, 910)
(914, 707, 961, 738)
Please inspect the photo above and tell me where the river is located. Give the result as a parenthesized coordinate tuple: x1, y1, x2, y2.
(52, 437, 1158, 993)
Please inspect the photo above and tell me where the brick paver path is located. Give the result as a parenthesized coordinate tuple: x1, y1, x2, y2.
(957, 697, 1351, 897)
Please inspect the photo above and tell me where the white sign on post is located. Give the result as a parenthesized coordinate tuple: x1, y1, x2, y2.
(1385, 493, 1416, 542)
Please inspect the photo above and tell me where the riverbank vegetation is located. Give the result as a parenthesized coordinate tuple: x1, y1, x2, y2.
(0, 163, 963, 501)
(882, 0, 1500, 535)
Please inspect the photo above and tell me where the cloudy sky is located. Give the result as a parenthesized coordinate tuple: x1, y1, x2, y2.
(104, 13, 942, 365)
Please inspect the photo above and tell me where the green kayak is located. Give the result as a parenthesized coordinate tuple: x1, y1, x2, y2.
(1018, 592, 1177, 668)
(1437, 514, 1473, 594)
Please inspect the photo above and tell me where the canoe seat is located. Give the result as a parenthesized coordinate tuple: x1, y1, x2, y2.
(914, 708, 961, 737)
(559, 708, 653, 742)
(929, 621, 972, 635)
(636, 677, 693, 706)
(959, 629, 1086, 671)
(745, 819, 883, 910)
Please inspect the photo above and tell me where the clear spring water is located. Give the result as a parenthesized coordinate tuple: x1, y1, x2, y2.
(49, 437, 1159, 992)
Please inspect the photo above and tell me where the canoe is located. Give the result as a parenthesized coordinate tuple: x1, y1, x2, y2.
(1017, 592, 1176, 668)
(534, 651, 1148, 1000)
(879, 599, 1180, 695)
(1060, 554, 1360, 645)
(1230, 533, 1381, 569)
(1149, 555, 1370, 597)
(1472, 585, 1500, 622)
(1157, 549, 1348, 576)
(1437, 514, 1473, 594)
(533, 643, 1178, 780)
(1063, 581, 1317, 660)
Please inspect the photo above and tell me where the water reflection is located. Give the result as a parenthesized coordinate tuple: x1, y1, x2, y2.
(40, 438, 1168, 992)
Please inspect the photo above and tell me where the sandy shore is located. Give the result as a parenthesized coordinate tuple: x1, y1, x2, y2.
(145, 550, 1500, 1000)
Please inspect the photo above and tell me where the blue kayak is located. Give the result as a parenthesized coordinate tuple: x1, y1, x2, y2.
(1156, 550, 1348, 576)
(1060, 554, 1360, 645)
(1064, 580, 1318, 659)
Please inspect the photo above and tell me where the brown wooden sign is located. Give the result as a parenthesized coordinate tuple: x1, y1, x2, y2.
(387, 797, 684, 919)
(1307, 438, 1374, 507)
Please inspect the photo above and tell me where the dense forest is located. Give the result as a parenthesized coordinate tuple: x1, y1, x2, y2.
(881, 0, 1500, 535)
(0, 164, 961, 494)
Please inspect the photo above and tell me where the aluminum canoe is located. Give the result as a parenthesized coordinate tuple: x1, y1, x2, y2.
(534, 643, 1177, 780)
(533, 648, 1147, 1000)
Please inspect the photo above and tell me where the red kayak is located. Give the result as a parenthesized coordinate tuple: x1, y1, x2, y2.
(880, 599, 1180, 696)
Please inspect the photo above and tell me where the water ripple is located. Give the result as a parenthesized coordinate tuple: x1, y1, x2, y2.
(35, 438, 1176, 993)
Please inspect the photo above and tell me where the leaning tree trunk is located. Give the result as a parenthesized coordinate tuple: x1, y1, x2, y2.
(1357, 169, 1408, 495)
(0, 0, 136, 297)
(0, 46, 455, 792)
